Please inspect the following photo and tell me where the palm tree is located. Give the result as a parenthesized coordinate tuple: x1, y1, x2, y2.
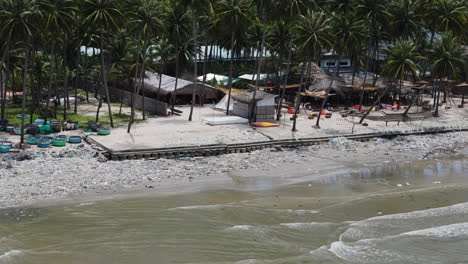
(360, 39, 422, 123)
(316, 11, 366, 128)
(166, 3, 191, 113)
(388, 0, 422, 40)
(293, 10, 332, 131)
(216, 0, 252, 115)
(269, 20, 292, 121)
(426, 0, 467, 42)
(0, 0, 38, 147)
(181, 0, 210, 122)
(430, 33, 466, 117)
(354, 0, 390, 86)
(127, 0, 164, 132)
(274, 0, 308, 121)
(83, 0, 123, 128)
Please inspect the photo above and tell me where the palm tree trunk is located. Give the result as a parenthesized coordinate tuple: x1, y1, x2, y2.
(317, 48, 341, 128)
(171, 44, 180, 112)
(372, 39, 379, 87)
(189, 12, 198, 121)
(358, 40, 372, 111)
(96, 83, 102, 122)
(434, 81, 442, 117)
(251, 24, 267, 123)
(128, 35, 141, 133)
(63, 39, 70, 111)
(200, 41, 209, 106)
(360, 84, 391, 123)
(292, 58, 308, 132)
(139, 43, 147, 121)
(0, 42, 9, 120)
(226, 31, 235, 115)
(84, 46, 89, 103)
(63, 51, 69, 120)
(99, 27, 114, 127)
(20, 43, 30, 148)
(44, 41, 55, 122)
(156, 72, 162, 100)
(276, 44, 292, 121)
(74, 44, 80, 114)
(29, 50, 37, 124)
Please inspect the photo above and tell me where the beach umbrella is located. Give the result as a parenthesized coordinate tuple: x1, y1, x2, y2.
(455, 82, 468, 107)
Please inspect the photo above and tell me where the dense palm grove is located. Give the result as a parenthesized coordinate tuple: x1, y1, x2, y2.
(0, 0, 467, 139)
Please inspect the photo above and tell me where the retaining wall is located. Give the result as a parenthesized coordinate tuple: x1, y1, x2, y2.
(86, 127, 468, 161)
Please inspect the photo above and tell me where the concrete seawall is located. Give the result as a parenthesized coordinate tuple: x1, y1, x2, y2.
(86, 127, 468, 161)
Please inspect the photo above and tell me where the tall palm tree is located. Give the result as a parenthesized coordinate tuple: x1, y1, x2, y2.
(316, 11, 365, 128)
(181, 0, 209, 122)
(269, 20, 292, 121)
(216, 0, 252, 115)
(360, 39, 422, 123)
(166, 3, 191, 113)
(388, 0, 422, 40)
(0, 0, 39, 147)
(293, 10, 332, 131)
(274, 0, 308, 121)
(354, 0, 390, 86)
(127, 0, 164, 132)
(426, 0, 467, 42)
(83, 0, 123, 128)
(430, 33, 466, 117)
(40, 0, 77, 121)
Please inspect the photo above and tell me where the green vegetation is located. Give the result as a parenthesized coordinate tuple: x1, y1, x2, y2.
(0, 0, 467, 140)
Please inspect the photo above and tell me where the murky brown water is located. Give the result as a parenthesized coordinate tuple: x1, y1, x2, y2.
(1, 156, 468, 264)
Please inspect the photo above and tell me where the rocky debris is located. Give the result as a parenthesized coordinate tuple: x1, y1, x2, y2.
(0, 132, 467, 208)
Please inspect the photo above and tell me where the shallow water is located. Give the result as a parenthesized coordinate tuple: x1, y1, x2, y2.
(1, 156, 468, 264)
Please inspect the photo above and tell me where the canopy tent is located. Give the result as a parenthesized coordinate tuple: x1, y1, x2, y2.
(197, 73, 240, 86)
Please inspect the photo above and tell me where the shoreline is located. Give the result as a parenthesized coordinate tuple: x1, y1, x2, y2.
(1, 131, 467, 210)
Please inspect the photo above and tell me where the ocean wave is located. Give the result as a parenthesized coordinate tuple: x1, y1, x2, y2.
(403, 222, 468, 238)
(367, 202, 468, 221)
(339, 202, 468, 242)
(167, 204, 228, 211)
(329, 240, 412, 264)
(225, 225, 264, 232)
(279, 222, 336, 229)
(269, 209, 319, 215)
(0, 250, 24, 261)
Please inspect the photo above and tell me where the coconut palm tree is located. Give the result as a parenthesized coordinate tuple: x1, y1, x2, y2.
(216, 0, 252, 115)
(316, 11, 366, 128)
(166, 3, 191, 113)
(0, 0, 39, 147)
(388, 0, 422, 40)
(83, 0, 124, 128)
(354, 0, 390, 86)
(292, 10, 332, 131)
(430, 33, 466, 117)
(180, 0, 210, 122)
(273, 0, 308, 121)
(127, 0, 164, 132)
(360, 39, 422, 123)
(40, 0, 77, 121)
(426, 0, 467, 42)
